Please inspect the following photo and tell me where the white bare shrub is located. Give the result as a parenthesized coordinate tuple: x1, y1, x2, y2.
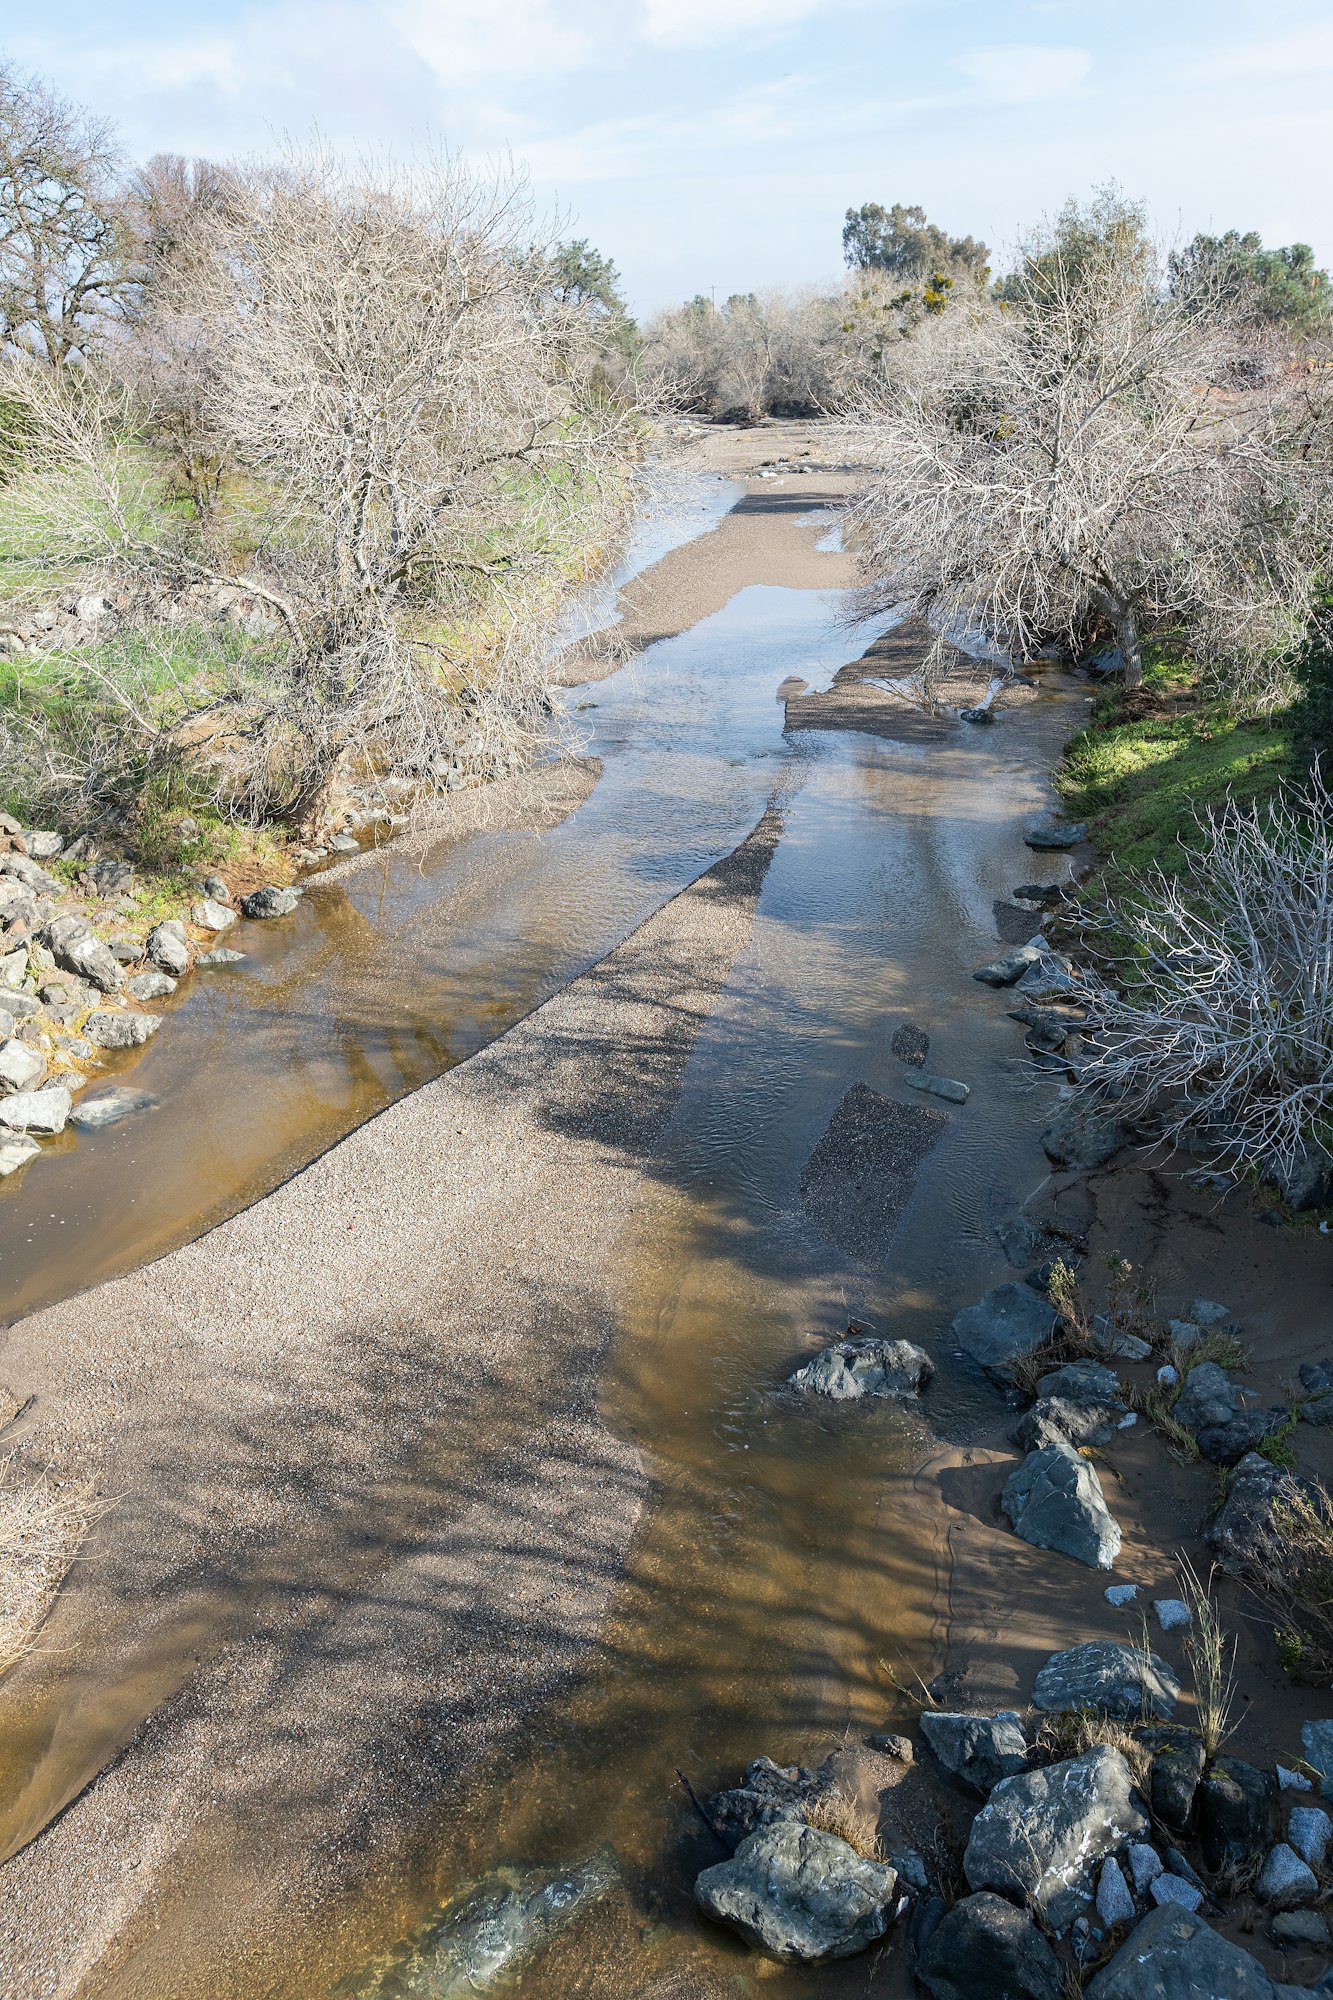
(3, 145, 641, 828)
(1073, 765, 1333, 1182)
(846, 205, 1331, 708)
(642, 286, 843, 419)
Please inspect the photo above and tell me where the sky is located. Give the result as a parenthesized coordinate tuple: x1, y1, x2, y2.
(4, 0, 1331, 315)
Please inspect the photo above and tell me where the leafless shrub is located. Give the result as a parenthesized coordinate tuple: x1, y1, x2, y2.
(845, 202, 1331, 706)
(0, 1455, 99, 1676)
(642, 286, 845, 420)
(3, 144, 641, 830)
(1073, 765, 1333, 1183)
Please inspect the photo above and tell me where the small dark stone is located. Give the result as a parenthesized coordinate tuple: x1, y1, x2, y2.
(890, 1020, 930, 1067)
(1197, 1756, 1277, 1877)
(1148, 1731, 1207, 1833)
(866, 1731, 913, 1762)
(918, 1891, 1063, 2000)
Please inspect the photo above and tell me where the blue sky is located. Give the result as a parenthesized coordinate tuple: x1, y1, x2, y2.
(5, 0, 1331, 314)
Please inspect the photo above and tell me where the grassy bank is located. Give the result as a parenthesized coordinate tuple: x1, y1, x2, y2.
(1056, 652, 1295, 882)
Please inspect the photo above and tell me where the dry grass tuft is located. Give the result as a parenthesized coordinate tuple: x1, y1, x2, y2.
(802, 1788, 884, 1861)
(0, 1456, 100, 1676)
(1030, 1707, 1151, 1788)
(1251, 1481, 1333, 1684)
(1178, 1557, 1238, 1756)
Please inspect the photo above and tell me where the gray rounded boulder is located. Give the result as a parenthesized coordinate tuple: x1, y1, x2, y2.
(917, 1891, 1063, 2000)
(1003, 1439, 1122, 1569)
(789, 1335, 933, 1403)
(694, 1819, 898, 1961)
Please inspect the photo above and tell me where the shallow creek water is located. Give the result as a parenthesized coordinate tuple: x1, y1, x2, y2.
(3, 479, 1082, 1997)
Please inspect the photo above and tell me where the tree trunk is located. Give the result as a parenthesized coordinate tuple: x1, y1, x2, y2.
(1114, 602, 1144, 690)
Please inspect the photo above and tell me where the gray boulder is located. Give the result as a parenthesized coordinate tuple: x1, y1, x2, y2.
(0, 1037, 45, 1093)
(1173, 1362, 1286, 1466)
(1301, 1720, 1333, 1801)
(1145, 1729, 1206, 1833)
(952, 1284, 1058, 1386)
(1208, 1453, 1296, 1575)
(1002, 1439, 1121, 1569)
(21, 831, 63, 859)
(919, 1711, 1028, 1795)
(190, 898, 235, 932)
(145, 921, 189, 977)
(1085, 1903, 1286, 1998)
(705, 1757, 819, 1849)
(974, 943, 1046, 987)
(1287, 1804, 1331, 1867)
(84, 1009, 161, 1050)
(197, 946, 245, 966)
(903, 1071, 969, 1104)
(45, 915, 122, 994)
(917, 1891, 1063, 2000)
(0, 1085, 70, 1134)
(0, 1132, 40, 1176)
(1278, 1148, 1333, 1212)
(962, 1745, 1147, 1929)
(70, 1088, 156, 1132)
(789, 1335, 933, 1402)
(1, 853, 62, 894)
(127, 971, 176, 1001)
(240, 885, 299, 919)
(694, 1820, 898, 1961)
(1024, 821, 1087, 850)
(1096, 1856, 1135, 1927)
(1033, 1640, 1179, 1720)
(1014, 1361, 1128, 1451)
(1257, 1842, 1317, 1909)
(1040, 1101, 1127, 1170)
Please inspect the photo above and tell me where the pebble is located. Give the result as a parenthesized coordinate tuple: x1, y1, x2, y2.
(197, 948, 246, 967)
(1096, 1856, 1135, 1927)
(1257, 1841, 1318, 1909)
(1287, 1805, 1331, 1868)
(1154, 1599, 1191, 1632)
(1128, 1842, 1163, 1894)
(1150, 1873, 1202, 1913)
(1278, 1764, 1314, 1793)
(1105, 1584, 1138, 1606)
(1272, 1908, 1330, 1946)
(1190, 1300, 1231, 1325)
(1156, 1365, 1178, 1388)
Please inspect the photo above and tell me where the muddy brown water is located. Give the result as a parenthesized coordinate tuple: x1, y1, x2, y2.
(1, 478, 1087, 1997)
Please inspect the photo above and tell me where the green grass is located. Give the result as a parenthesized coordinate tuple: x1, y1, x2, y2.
(1058, 660, 1293, 876)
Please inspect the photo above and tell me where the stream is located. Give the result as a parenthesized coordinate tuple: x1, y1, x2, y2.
(1, 471, 1082, 1998)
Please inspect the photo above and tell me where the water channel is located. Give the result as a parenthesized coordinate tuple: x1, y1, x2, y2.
(1, 471, 1081, 1998)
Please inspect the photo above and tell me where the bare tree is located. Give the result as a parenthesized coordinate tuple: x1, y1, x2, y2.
(0, 62, 133, 363)
(846, 202, 1330, 704)
(642, 286, 843, 420)
(1073, 766, 1333, 1185)
(4, 145, 640, 827)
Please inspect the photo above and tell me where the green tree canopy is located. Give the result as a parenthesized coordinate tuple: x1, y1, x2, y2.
(842, 202, 989, 279)
(1169, 230, 1332, 333)
(997, 184, 1152, 304)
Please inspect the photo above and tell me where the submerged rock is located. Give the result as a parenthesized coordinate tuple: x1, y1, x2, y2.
(1033, 1640, 1179, 1720)
(344, 1848, 619, 1999)
(695, 1819, 898, 1962)
(962, 1745, 1146, 1930)
(917, 1891, 1063, 2000)
(1085, 1903, 1284, 1998)
(919, 1710, 1028, 1795)
(951, 1283, 1058, 1387)
(1002, 1439, 1121, 1569)
(789, 1334, 933, 1403)
(70, 1088, 156, 1132)
(903, 1071, 970, 1104)
(197, 946, 246, 967)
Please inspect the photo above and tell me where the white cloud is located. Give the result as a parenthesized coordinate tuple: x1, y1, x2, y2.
(956, 43, 1091, 104)
(640, 0, 879, 52)
(387, 0, 602, 80)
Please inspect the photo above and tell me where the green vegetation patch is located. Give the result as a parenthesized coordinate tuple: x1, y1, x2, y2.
(1058, 670, 1293, 876)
